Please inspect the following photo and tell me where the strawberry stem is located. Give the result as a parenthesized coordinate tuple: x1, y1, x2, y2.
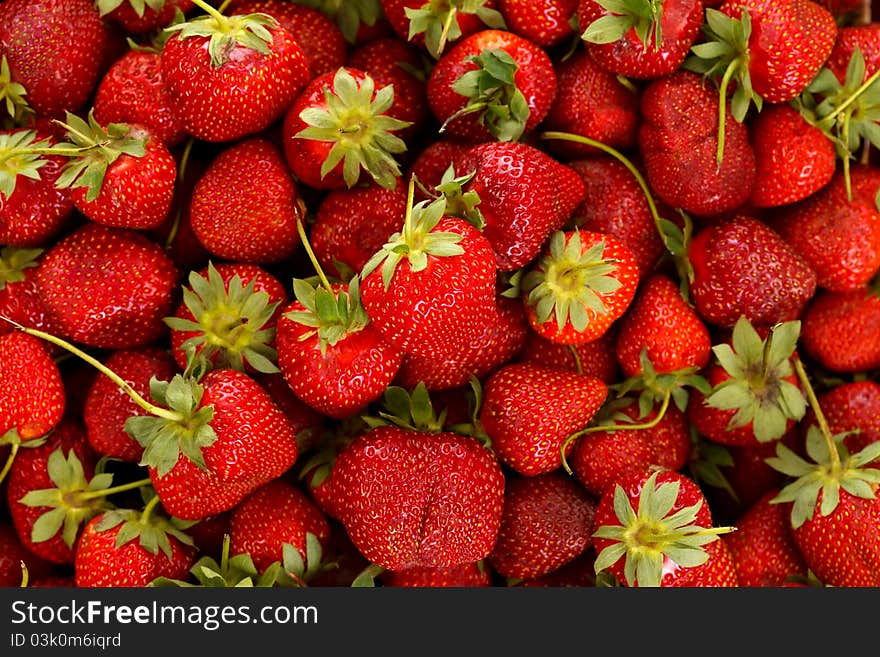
(296, 217, 335, 294)
(78, 477, 153, 501)
(715, 58, 741, 168)
(18, 561, 28, 588)
(818, 67, 880, 129)
(164, 137, 195, 252)
(792, 356, 841, 473)
(139, 492, 162, 524)
(0, 443, 18, 486)
(437, 6, 458, 57)
(190, 0, 226, 20)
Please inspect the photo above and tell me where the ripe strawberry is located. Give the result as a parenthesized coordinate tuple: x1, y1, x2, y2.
(688, 317, 807, 447)
(800, 285, 880, 373)
(638, 69, 756, 218)
(615, 272, 712, 379)
(74, 502, 197, 587)
(769, 166, 880, 293)
(498, 0, 577, 48)
(0, 0, 113, 119)
(0, 128, 76, 248)
(541, 48, 640, 161)
(521, 229, 640, 345)
(453, 141, 586, 271)
(488, 471, 597, 581)
(824, 23, 880, 84)
(92, 47, 188, 148)
(255, 372, 325, 455)
(516, 549, 598, 587)
(427, 29, 557, 142)
(83, 346, 180, 463)
(815, 0, 862, 18)
(578, 0, 705, 79)
(165, 261, 287, 375)
(406, 138, 477, 201)
(359, 190, 499, 360)
(0, 247, 64, 343)
(722, 489, 809, 587)
(159, 1, 310, 142)
(591, 468, 738, 587)
(687, 214, 818, 329)
(479, 362, 608, 476)
(382, 561, 493, 587)
(282, 66, 411, 191)
(803, 380, 880, 456)
(516, 325, 621, 383)
(34, 222, 179, 349)
(329, 424, 506, 571)
(97, 0, 195, 35)
(228, 477, 332, 573)
(294, 0, 392, 46)
(189, 138, 304, 264)
(767, 425, 880, 587)
(0, 521, 54, 587)
(228, 0, 347, 78)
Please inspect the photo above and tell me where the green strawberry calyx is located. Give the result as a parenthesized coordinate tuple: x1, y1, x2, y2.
(581, 0, 666, 52)
(522, 230, 623, 334)
(0, 56, 33, 127)
(293, 0, 383, 44)
(163, 262, 281, 375)
(0, 130, 55, 200)
(361, 177, 465, 291)
(405, 0, 506, 59)
(592, 470, 736, 587)
(164, 0, 279, 68)
(95, 0, 166, 18)
(0, 246, 42, 290)
(430, 164, 485, 230)
(295, 67, 411, 190)
(362, 381, 448, 433)
(703, 317, 807, 444)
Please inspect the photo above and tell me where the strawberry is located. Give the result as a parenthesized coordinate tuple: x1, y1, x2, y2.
(479, 362, 608, 476)
(516, 325, 621, 383)
(0, 129, 75, 248)
(282, 66, 411, 191)
(768, 166, 880, 293)
(83, 346, 180, 463)
(0, 0, 113, 119)
(487, 471, 597, 582)
(0, 247, 64, 343)
(516, 549, 598, 587)
(92, 47, 189, 148)
(329, 424, 506, 571)
(74, 499, 197, 587)
(541, 48, 640, 161)
(0, 521, 54, 587)
(803, 380, 880, 456)
(406, 138, 476, 201)
(427, 28, 557, 142)
(34, 222, 179, 349)
(688, 317, 807, 447)
(722, 489, 809, 587)
(293, 0, 391, 46)
(638, 69, 756, 218)
(359, 188, 499, 360)
(382, 561, 493, 587)
(614, 272, 712, 379)
(97, 0, 195, 35)
(824, 23, 880, 85)
(228, 477, 332, 574)
(165, 261, 287, 375)
(687, 214, 818, 329)
(228, 0, 348, 78)
(521, 229, 641, 345)
(591, 468, 738, 587)
(255, 372, 325, 455)
(767, 424, 880, 587)
(453, 141, 586, 271)
(189, 138, 304, 264)
(815, 0, 863, 18)
(800, 285, 880, 373)
(381, 0, 506, 59)
(578, 0, 705, 79)
(747, 103, 836, 209)
(159, 0, 310, 143)
(498, 0, 578, 48)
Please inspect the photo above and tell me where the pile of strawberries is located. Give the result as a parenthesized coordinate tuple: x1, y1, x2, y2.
(1, 0, 879, 589)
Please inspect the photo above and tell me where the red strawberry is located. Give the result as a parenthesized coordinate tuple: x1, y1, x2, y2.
(255, 372, 325, 455)
(406, 138, 477, 202)
(638, 69, 756, 218)
(453, 141, 586, 271)
(687, 214, 817, 329)
(516, 325, 621, 383)
(747, 104, 836, 209)
(74, 503, 197, 587)
(0, 521, 54, 587)
(359, 189, 499, 360)
(488, 471, 597, 581)
(92, 47, 188, 148)
(803, 380, 880, 456)
(382, 561, 493, 587)
(615, 272, 712, 379)
(0, 247, 64, 343)
(34, 222, 180, 349)
(228, 477, 332, 574)
(427, 29, 557, 142)
(498, 0, 578, 48)
(0, 0, 113, 119)
(282, 66, 411, 191)
(329, 424, 506, 571)
(516, 549, 598, 587)
(815, 0, 863, 18)
(165, 261, 288, 374)
(159, 2, 310, 142)
(800, 285, 880, 373)
(97, 0, 195, 35)
(578, 0, 704, 79)
(722, 489, 809, 587)
(824, 23, 880, 85)
(83, 346, 180, 463)
(294, 0, 393, 47)
(479, 362, 608, 476)
(0, 128, 76, 249)
(521, 229, 640, 345)
(189, 138, 304, 264)
(591, 468, 738, 587)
